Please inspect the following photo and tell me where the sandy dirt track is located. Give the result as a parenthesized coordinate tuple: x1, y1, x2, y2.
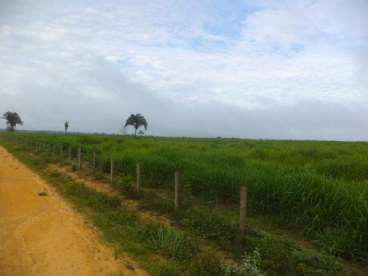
(0, 146, 147, 276)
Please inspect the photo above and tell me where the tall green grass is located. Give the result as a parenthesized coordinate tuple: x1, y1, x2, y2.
(4, 132, 368, 260)
(2, 137, 343, 275)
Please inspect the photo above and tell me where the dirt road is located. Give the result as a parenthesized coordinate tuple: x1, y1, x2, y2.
(0, 146, 147, 276)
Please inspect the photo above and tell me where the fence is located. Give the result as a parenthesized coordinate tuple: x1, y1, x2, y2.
(11, 136, 249, 233)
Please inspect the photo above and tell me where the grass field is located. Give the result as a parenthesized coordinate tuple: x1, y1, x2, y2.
(2, 132, 368, 275)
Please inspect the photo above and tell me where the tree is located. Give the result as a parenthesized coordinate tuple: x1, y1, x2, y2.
(64, 121, 69, 134)
(124, 114, 148, 136)
(2, 111, 23, 131)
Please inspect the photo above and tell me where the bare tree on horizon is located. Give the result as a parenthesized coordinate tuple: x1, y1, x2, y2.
(64, 121, 69, 134)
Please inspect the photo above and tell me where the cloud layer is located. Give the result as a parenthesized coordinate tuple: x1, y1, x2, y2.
(0, 0, 367, 140)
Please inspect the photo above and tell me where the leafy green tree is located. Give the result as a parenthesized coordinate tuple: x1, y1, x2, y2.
(64, 121, 69, 134)
(2, 111, 23, 131)
(124, 114, 148, 136)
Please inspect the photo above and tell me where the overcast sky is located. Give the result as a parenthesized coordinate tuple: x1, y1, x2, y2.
(0, 0, 367, 140)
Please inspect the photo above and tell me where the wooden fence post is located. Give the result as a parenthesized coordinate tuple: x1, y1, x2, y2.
(136, 161, 141, 193)
(174, 171, 180, 210)
(92, 151, 96, 171)
(78, 147, 82, 170)
(239, 186, 247, 234)
(110, 156, 114, 184)
(68, 146, 72, 161)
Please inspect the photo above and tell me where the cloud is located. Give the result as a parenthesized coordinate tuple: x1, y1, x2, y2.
(242, 0, 368, 48)
(0, 0, 367, 140)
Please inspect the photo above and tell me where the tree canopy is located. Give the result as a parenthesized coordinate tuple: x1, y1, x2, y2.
(124, 114, 148, 136)
(2, 111, 23, 131)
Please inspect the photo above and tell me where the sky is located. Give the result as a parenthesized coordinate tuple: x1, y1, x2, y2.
(0, 0, 367, 140)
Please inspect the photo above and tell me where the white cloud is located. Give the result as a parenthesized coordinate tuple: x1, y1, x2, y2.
(0, 0, 367, 139)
